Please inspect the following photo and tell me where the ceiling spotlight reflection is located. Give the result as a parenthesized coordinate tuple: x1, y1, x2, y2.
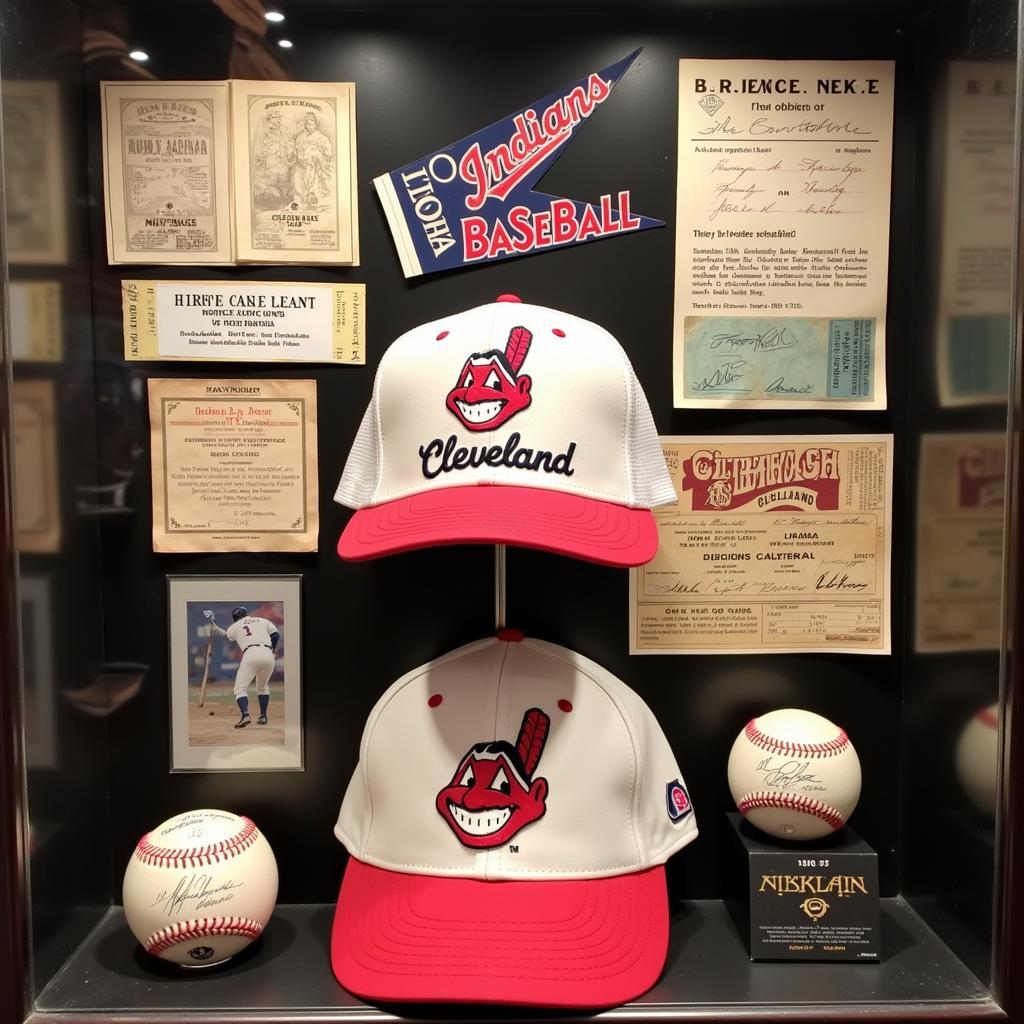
(278, 39, 293, 49)
(129, 49, 149, 61)
(265, 10, 285, 22)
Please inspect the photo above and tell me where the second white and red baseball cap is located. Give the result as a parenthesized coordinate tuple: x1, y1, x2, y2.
(331, 631, 697, 1008)
(334, 295, 675, 567)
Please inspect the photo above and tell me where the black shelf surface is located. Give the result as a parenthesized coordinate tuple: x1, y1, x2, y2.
(30, 898, 998, 1022)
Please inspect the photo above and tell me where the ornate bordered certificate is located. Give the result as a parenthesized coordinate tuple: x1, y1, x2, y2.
(102, 82, 234, 264)
(673, 60, 894, 409)
(630, 435, 893, 654)
(148, 378, 318, 553)
(231, 80, 358, 264)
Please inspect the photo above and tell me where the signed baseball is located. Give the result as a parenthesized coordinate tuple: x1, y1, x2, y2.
(728, 708, 861, 841)
(122, 809, 278, 966)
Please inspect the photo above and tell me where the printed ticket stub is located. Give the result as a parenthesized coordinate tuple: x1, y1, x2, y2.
(101, 82, 233, 264)
(10, 282, 62, 362)
(915, 433, 1006, 652)
(122, 280, 364, 364)
(673, 60, 894, 409)
(630, 435, 893, 654)
(148, 378, 318, 553)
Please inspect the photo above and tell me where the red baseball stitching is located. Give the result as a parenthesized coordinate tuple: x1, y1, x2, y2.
(134, 817, 259, 868)
(144, 916, 264, 956)
(746, 719, 848, 758)
(738, 791, 845, 831)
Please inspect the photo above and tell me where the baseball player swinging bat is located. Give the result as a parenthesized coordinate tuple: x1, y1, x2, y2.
(202, 607, 281, 729)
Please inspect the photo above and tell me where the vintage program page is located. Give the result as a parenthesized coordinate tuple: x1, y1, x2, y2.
(674, 60, 894, 409)
(2, 80, 68, 265)
(915, 434, 1005, 652)
(935, 63, 1014, 407)
(232, 80, 358, 264)
(630, 435, 893, 654)
(122, 279, 365, 364)
(102, 82, 233, 264)
(148, 378, 318, 553)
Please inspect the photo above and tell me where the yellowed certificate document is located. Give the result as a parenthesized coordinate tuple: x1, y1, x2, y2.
(123, 280, 365, 364)
(13, 379, 60, 553)
(102, 82, 233, 264)
(630, 435, 893, 654)
(148, 379, 318, 553)
(915, 434, 1006, 652)
(935, 63, 1014, 408)
(232, 80, 358, 264)
(673, 60, 894, 409)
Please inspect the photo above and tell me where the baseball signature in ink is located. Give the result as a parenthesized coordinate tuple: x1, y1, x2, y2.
(756, 757, 824, 790)
(693, 360, 748, 391)
(708, 327, 795, 353)
(153, 874, 244, 917)
(765, 376, 813, 394)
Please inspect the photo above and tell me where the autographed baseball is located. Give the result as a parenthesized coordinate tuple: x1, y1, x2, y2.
(122, 809, 278, 967)
(728, 709, 861, 841)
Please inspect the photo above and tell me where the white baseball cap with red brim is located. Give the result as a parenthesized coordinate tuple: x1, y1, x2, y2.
(334, 295, 675, 567)
(331, 631, 698, 1008)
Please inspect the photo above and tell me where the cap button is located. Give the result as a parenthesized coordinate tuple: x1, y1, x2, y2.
(496, 627, 524, 643)
(495, 293, 522, 303)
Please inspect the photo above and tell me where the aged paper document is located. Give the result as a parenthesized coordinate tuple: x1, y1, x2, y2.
(3, 81, 68, 265)
(232, 80, 358, 264)
(10, 282, 63, 362)
(935, 63, 1014, 407)
(915, 434, 1005, 652)
(102, 82, 233, 264)
(630, 435, 893, 654)
(148, 378, 318, 552)
(13, 379, 61, 553)
(674, 60, 894, 409)
(123, 280, 364, 364)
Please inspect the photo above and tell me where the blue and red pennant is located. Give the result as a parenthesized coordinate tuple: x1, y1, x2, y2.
(373, 50, 663, 277)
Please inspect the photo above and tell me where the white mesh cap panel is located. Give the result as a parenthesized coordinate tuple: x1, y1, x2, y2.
(627, 369, 676, 508)
(334, 400, 381, 508)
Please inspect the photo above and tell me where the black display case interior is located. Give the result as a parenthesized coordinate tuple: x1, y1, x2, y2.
(1, 0, 1022, 1021)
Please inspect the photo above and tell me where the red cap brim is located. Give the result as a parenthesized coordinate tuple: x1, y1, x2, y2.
(331, 858, 669, 1009)
(337, 485, 659, 567)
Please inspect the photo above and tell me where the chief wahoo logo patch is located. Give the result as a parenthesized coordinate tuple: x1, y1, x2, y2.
(436, 707, 550, 848)
(445, 326, 533, 432)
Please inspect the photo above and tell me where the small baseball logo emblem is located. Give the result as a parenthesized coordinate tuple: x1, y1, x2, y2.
(436, 707, 550, 848)
(698, 93, 724, 117)
(189, 946, 215, 961)
(446, 326, 533, 432)
(800, 897, 830, 921)
(666, 779, 693, 822)
(705, 479, 733, 508)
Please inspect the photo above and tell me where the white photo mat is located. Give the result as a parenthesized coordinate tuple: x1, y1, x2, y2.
(168, 574, 302, 772)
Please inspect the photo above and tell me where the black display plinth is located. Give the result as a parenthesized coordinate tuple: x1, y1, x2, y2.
(725, 812, 881, 962)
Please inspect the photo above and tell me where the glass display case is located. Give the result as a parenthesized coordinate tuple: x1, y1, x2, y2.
(2, 0, 1023, 1020)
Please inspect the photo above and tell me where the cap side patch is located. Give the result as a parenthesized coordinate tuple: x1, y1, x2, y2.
(666, 779, 692, 822)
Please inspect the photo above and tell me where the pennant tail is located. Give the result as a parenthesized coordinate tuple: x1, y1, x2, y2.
(372, 172, 423, 278)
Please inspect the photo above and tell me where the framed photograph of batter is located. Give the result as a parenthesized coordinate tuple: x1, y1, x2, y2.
(167, 574, 302, 772)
